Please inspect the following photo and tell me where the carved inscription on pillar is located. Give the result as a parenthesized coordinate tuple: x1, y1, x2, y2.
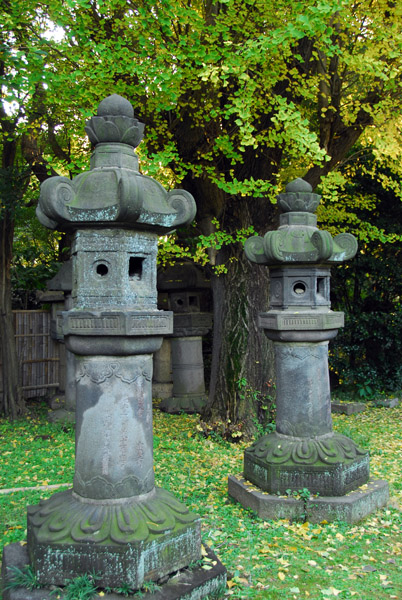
(74, 356, 154, 499)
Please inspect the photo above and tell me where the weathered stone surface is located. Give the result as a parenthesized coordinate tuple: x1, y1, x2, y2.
(152, 339, 173, 399)
(37, 96, 196, 234)
(2, 542, 226, 600)
(156, 264, 212, 415)
(244, 180, 358, 266)
(47, 260, 73, 293)
(273, 342, 333, 438)
(27, 488, 201, 588)
(244, 432, 370, 496)
(237, 177, 386, 521)
(16, 94, 219, 595)
(48, 407, 75, 424)
(153, 338, 172, 383)
(228, 475, 389, 524)
(160, 337, 207, 414)
(172, 312, 212, 337)
(268, 267, 331, 310)
(331, 402, 366, 415)
(160, 394, 206, 415)
(259, 310, 343, 331)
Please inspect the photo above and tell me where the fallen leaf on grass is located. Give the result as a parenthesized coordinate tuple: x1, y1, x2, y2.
(278, 571, 286, 581)
(362, 565, 377, 572)
(321, 588, 343, 597)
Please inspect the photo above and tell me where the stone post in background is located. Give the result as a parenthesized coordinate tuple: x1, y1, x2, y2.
(2, 94, 226, 599)
(157, 262, 212, 414)
(152, 337, 173, 400)
(228, 178, 389, 523)
(46, 260, 76, 423)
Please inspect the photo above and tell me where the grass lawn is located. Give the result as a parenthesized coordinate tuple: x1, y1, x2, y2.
(0, 400, 401, 599)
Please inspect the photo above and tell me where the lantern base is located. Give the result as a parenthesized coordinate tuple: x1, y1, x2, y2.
(2, 542, 226, 600)
(243, 432, 370, 496)
(26, 488, 201, 590)
(228, 474, 389, 524)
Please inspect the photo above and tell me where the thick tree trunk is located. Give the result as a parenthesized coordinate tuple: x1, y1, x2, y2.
(0, 210, 24, 418)
(204, 246, 274, 433)
(201, 195, 277, 432)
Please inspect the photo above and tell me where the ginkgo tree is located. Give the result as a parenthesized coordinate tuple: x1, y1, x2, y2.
(0, 0, 82, 417)
(2, 0, 402, 425)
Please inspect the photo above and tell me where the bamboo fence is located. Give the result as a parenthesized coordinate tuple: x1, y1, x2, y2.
(0, 310, 60, 400)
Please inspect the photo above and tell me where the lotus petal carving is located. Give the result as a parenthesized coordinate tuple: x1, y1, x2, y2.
(246, 432, 367, 466)
(85, 115, 144, 147)
(28, 487, 198, 545)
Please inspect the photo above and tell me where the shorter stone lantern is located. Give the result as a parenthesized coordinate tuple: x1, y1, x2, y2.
(228, 179, 389, 523)
(157, 261, 212, 414)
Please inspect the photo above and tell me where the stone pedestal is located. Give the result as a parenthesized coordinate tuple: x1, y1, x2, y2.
(229, 178, 388, 522)
(2, 542, 226, 600)
(160, 313, 212, 413)
(243, 334, 369, 497)
(157, 263, 212, 414)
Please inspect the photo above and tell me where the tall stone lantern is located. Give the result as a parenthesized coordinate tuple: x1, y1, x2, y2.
(2, 95, 226, 598)
(228, 179, 389, 523)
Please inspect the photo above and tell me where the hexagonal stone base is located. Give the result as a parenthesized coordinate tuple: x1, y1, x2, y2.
(244, 432, 370, 496)
(228, 475, 389, 523)
(27, 488, 201, 589)
(2, 543, 226, 600)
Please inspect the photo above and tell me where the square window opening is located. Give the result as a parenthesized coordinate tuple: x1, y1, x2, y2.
(129, 257, 144, 280)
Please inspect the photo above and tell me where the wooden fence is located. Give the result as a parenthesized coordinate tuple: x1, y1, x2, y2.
(0, 310, 60, 400)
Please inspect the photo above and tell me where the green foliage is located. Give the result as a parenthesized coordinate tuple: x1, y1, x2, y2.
(236, 377, 276, 437)
(321, 153, 402, 397)
(158, 218, 256, 274)
(3, 564, 42, 591)
(11, 204, 61, 293)
(61, 573, 98, 600)
(5, 0, 402, 198)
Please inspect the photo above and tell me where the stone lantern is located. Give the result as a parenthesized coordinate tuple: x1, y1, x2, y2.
(2, 95, 226, 598)
(157, 261, 212, 413)
(228, 179, 389, 523)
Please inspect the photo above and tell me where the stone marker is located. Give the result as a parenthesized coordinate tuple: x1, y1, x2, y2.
(157, 262, 212, 413)
(228, 178, 389, 522)
(331, 401, 366, 415)
(374, 397, 399, 409)
(2, 94, 226, 599)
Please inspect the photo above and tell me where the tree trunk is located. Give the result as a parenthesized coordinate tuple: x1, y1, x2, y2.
(204, 247, 274, 433)
(201, 195, 277, 432)
(0, 209, 24, 418)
